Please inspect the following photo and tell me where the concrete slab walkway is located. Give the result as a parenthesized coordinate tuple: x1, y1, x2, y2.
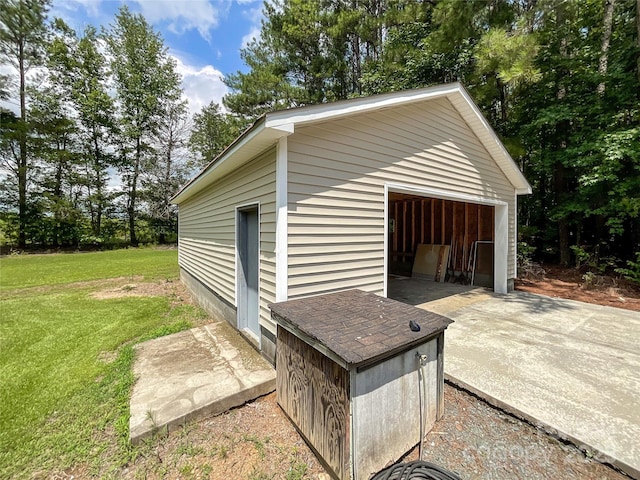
(395, 280, 640, 479)
(129, 320, 276, 443)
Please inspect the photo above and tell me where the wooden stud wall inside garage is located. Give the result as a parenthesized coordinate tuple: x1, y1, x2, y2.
(388, 193, 494, 277)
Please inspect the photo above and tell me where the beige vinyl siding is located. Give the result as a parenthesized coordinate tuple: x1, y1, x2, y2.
(287, 98, 517, 299)
(178, 148, 277, 334)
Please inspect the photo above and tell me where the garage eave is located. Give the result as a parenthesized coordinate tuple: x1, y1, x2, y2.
(171, 119, 293, 205)
(451, 87, 532, 195)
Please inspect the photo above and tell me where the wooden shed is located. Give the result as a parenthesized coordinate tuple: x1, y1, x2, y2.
(172, 82, 531, 363)
(270, 290, 453, 479)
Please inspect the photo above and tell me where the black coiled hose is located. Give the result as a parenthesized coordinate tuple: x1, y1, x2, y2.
(371, 460, 462, 480)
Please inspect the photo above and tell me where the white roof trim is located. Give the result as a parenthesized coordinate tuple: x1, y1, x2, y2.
(173, 82, 531, 204)
(264, 82, 461, 128)
(454, 87, 531, 195)
(172, 119, 294, 204)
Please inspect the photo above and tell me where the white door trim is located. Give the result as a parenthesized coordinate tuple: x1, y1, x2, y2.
(235, 202, 261, 344)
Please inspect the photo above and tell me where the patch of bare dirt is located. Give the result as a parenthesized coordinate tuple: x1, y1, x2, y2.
(90, 278, 195, 306)
(516, 265, 640, 312)
(118, 393, 328, 480)
(3, 276, 147, 298)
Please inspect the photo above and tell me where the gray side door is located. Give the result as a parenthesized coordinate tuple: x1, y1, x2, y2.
(237, 206, 260, 340)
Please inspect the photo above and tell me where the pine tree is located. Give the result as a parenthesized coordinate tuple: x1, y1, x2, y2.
(0, 0, 50, 247)
(105, 6, 183, 246)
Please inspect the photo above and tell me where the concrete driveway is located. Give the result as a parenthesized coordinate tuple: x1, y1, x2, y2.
(391, 280, 640, 479)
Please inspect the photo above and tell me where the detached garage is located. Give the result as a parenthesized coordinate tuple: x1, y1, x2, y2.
(172, 82, 531, 363)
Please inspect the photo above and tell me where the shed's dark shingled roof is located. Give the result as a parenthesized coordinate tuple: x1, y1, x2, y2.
(269, 289, 453, 368)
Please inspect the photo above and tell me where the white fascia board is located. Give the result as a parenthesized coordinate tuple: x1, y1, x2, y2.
(172, 122, 293, 204)
(270, 123, 295, 134)
(455, 88, 532, 195)
(172, 119, 266, 204)
(494, 203, 509, 294)
(264, 83, 463, 129)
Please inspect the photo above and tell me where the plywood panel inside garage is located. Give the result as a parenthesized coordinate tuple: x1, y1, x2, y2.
(388, 193, 494, 281)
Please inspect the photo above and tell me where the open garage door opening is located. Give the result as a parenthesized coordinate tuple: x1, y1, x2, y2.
(386, 191, 500, 304)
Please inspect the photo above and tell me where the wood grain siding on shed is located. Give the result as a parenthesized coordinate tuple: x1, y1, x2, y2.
(287, 98, 517, 299)
(178, 149, 278, 334)
(276, 326, 350, 479)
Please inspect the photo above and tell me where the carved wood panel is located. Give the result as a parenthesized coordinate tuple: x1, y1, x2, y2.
(276, 326, 350, 479)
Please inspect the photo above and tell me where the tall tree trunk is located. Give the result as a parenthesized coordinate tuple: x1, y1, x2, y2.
(498, 77, 507, 123)
(352, 34, 361, 94)
(93, 131, 102, 237)
(555, 2, 571, 266)
(85, 162, 96, 233)
(159, 133, 174, 245)
(637, 0, 640, 82)
(18, 37, 27, 249)
(597, 0, 616, 95)
(128, 137, 140, 247)
(53, 148, 64, 248)
(555, 162, 571, 266)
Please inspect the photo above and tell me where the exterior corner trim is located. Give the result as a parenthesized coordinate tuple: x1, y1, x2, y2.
(275, 136, 289, 302)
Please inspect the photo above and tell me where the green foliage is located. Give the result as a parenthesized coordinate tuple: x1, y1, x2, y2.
(224, 0, 640, 268)
(1, 5, 186, 250)
(570, 245, 592, 269)
(615, 252, 640, 285)
(223, 0, 404, 118)
(223, 0, 322, 119)
(286, 458, 308, 480)
(0, 0, 50, 69)
(105, 6, 184, 247)
(141, 98, 190, 244)
(0, 0, 51, 248)
(569, 244, 619, 275)
(517, 241, 537, 266)
(189, 101, 244, 168)
(48, 20, 117, 239)
(474, 28, 541, 86)
(0, 214, 18, 246)
(1, 0, 639, 264)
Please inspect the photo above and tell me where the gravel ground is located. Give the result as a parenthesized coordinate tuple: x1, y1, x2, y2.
(109, 382, 628, 480)
(402, 383, 628, 480)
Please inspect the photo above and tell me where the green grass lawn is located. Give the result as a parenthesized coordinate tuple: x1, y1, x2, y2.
(0, 247, 179, 290)
(0, 248, 207, 479)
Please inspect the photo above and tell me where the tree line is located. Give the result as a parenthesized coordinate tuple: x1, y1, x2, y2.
(222, 0, 639, 273)
(1, 0, 639, 277)
(0, 0, 233, 249)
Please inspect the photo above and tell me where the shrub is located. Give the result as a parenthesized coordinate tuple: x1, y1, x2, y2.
(615, 252, 640, 286)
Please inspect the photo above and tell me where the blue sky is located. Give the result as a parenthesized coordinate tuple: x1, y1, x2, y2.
(50, 0, 266, 116)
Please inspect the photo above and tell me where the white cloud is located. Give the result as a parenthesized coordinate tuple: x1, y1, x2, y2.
(241, 26, 260, 48)
(239, 4, 265, 48)
(51, 0, 104, 19)
(172, 55, 228, 116)
(130, 0, 221, 42)
(67, 0, 104, 17)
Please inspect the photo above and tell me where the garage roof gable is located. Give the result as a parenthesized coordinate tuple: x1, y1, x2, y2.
(172, 82, 531, 204)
